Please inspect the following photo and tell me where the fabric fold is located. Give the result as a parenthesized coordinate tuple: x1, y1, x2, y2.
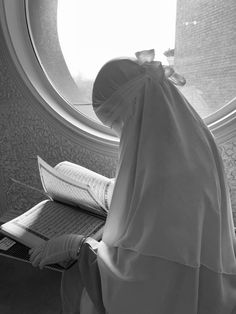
(92, 58, 236, 274)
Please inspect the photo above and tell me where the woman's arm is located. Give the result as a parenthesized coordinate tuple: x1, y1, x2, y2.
(29, 234, 86, 268)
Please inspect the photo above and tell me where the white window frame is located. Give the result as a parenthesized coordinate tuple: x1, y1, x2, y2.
(0, 0, 119, 152)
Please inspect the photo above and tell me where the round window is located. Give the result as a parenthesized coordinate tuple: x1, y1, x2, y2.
(25, 0, 177, 122)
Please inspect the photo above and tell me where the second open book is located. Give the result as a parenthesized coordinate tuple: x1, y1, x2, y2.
(0, 157, 115, 248)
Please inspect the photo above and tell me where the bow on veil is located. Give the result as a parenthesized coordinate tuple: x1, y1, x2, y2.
(135, 49, 186, 86)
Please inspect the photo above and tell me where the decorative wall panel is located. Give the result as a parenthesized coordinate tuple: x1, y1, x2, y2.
(0, 25, 118, 219)
(219, 140, 236, 212)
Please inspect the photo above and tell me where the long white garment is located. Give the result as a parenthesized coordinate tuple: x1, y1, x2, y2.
(78, 242, 236, 314)
(97, 244, 236, 314)
(62, 247, 236, 314)
(91, 56, 236, 313)
(93, 58, 236, 271)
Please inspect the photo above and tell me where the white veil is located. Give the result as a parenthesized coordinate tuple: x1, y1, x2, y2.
(93, 54, 236, 274)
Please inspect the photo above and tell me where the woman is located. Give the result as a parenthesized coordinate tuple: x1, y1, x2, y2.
(30, 50, 236, 314)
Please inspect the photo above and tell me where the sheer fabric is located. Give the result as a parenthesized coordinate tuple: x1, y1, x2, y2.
(93, 59, 236, 273)
(91, 57, 236, 314)
(60, 56, 236, 313)
(97, 244, 236, 314)
(61, 242, 105, 314)
(63, 246, 236, 314)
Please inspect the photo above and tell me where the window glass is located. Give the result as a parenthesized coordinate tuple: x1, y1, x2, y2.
(26, 0, 236, 124)
(57, 0, 177, 121)
(174, 0, 236, 117)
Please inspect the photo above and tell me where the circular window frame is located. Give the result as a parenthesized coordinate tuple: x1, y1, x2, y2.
(1, 0, 235, 148)
(205, 97, 236, 143)
(0, 0, 119, 152)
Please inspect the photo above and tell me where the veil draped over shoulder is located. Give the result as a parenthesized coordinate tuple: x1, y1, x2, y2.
(89, 50, 236, 313)
(93, 52, 236, 274)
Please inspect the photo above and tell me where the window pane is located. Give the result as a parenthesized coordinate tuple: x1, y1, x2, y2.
(57, 0, 177, 119)
(27, 0, 236, 123)
(175, 0, 236, 117)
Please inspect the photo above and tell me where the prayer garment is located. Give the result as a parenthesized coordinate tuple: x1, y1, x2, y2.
(63, 51, 236, 314)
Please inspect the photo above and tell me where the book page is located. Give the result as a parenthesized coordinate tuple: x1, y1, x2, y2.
(1, 200, 105, 248)
(55, 161, 114, 211)
(38, 157, 107, 217)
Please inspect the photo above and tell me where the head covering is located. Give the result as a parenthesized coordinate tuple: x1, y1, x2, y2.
(92, 50, 236, 274)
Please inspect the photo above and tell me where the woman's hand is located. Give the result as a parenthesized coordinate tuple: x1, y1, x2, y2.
(29, 234, 86, 269)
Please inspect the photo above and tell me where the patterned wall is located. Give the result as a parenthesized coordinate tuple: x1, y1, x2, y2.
(0, 24, 118, 220)
(219, 141, 236, 212)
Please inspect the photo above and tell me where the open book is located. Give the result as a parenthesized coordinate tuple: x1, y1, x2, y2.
(0, 157, 115, 250)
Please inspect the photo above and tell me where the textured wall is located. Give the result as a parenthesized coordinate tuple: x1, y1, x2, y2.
(0, 24, 118, 220)
(219, 141, 236, 213)
(175, 0, 236, 116)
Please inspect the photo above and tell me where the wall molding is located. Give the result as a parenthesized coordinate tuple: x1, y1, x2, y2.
(207, 97, 236, 145)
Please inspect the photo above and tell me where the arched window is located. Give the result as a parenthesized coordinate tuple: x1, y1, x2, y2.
(1, 0, 235, 146)
(25, 0, 178, 121)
